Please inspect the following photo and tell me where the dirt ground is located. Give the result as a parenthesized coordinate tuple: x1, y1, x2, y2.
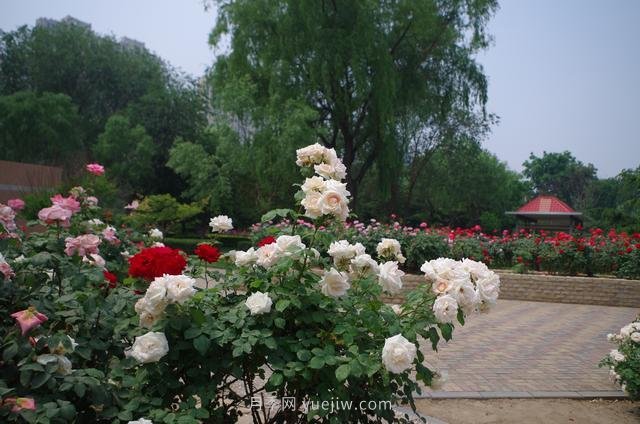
(414, 398, 640, 424)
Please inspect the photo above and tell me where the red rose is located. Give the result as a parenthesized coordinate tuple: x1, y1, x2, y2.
(195, 243, 221, 263)
(128, 246, 187, 281)
(103, 270, 117, 289)
(257, 236, 276, 247)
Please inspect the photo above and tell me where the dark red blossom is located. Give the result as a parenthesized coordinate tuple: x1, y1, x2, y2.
(194, 243, 221, 263)
(128, 246, 187, 281)
(257, 236, 277, 247)
(103, 271, 117, 289)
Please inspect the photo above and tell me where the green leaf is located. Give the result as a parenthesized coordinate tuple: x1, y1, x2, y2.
(30, 372, 50, 389)
(457, 308, 465, 325)
(267, 372, 284, 388)
(274, 318, 286, 329)
(439, 323, 453, 341)
(296, 350, 311, 362)
(74, 383, 86, 398)
(261, 208, 294, 223)
(308, 356, 325, 369)
(3, 342, 18, 361)
(193, 335, 211, 355)
(335, 364, 350, 382)
(275, 299, 291, 312)
(184, 327, 202, 339)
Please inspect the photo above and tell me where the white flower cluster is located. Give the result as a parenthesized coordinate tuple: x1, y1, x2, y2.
(376, 238, 406, 264)
(234, 235, 307, 269)
(296, 144, 350, 221)
(148, 228, 163, 240)
(421, 258, 500, 323)
(322, 239, 405, 297)
(607, 322, 640, 343)
(134, 274, 197, 329)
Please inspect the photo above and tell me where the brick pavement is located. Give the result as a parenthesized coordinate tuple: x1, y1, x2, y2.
(419, 300, 638, 398)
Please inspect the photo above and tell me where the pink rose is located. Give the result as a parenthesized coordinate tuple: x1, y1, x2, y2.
(125, 200, 139, 210)
(0, 261, 15, 281)
(64, 234, 101, 257)
(3, 397, 36, 412)
(38, 205, 73, 227)
(50, 194, 81, 214)
(86, 163, 105, 176)
(10, 307, 48, 335)
(7, 198, 25, 211)
(101, 226, 121, 246)
(0, 204, 17, 232)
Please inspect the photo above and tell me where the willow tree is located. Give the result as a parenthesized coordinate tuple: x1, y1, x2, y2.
(209, 0, 497, 208)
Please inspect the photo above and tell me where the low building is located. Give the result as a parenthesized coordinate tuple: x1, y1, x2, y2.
(506, 195, 583, 233)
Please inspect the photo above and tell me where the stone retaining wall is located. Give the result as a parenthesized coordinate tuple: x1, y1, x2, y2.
(382, 272, 640, 307)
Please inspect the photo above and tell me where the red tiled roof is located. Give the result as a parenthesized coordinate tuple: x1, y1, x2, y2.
(516, 195, 577, 213)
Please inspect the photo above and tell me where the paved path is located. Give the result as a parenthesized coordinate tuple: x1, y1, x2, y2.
(419, 300, 638, 398)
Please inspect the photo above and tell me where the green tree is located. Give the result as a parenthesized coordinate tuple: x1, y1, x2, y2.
(93, 115, 156, 194)
(399, 141, 527, 229)
(0, 90, 82, 165)
(126, 194, 203, 233)
(522, 151, 597, 207)
(209, 0, 498, 208)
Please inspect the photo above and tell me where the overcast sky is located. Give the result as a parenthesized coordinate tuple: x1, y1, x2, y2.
(2, 0, 639, 178)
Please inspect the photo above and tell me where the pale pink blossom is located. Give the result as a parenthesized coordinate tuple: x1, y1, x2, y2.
(50, 194, 81, 214)
(125, 200, 139, 210)
(0, 204, 17, 232)
(10, 307, 48, 335)
(85, 196, 99, 207)
(38, 205, 72, 227)
(3, 397, 36, 412)
(0, 261, 15, 281)
(7, 198, 25, 211)
(102, 226, 121, 245)
(64, 234, 101, 257)
(86, 163, 105, 176)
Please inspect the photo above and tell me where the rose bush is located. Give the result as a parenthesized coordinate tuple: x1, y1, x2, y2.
(600, 317, 640, 399)
(1, 147, 501, 423)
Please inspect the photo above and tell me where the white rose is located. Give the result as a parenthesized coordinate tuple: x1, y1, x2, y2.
(631, 332, 640, 343)
(376, 238, 405, 263)
(162, 274, 197, 304)
(51, 335, 78, 354)
(328, 240, 358, 270)
(144, 278, 168, 310)
(421, 258, 470, 286)
(378, 261, 404, 294)
(148, 228, 163, 240)
(449, 280, 480, 313)
(256, 243, 280, 268)
(301, 191, 323, 218)
(245, 291, 273, 315)
(350, 254, 379, 278)
(476, 272, 500, 304)
(235, 247, 258, 267)
(296, 143, 327, 167)
(609, 349, 625, 362)
(460, 258, 491, 281)
(209, 215, 233, 232)
(152, 242, 165, 248)
(433, 295, 459, 323)
(320, 268, 350, 297)
(87, 218, 104, 227)
(381, 334, 416, 374)
(301, 176, 326, 193)
(275, 235, 306, 257)
(126, 332, 169, 364)
(431, 369, 449, 390)
(128, 419, 153, 424)
(37, 354, 72, 375)
(318, 188, 349, 221)
(314, 162, 346, 181)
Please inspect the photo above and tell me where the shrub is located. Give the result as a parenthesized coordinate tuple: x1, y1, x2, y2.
(600, 318, 640, 400)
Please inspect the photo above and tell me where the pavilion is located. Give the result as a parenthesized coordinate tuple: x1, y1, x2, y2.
(506, 195, 583, 232)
